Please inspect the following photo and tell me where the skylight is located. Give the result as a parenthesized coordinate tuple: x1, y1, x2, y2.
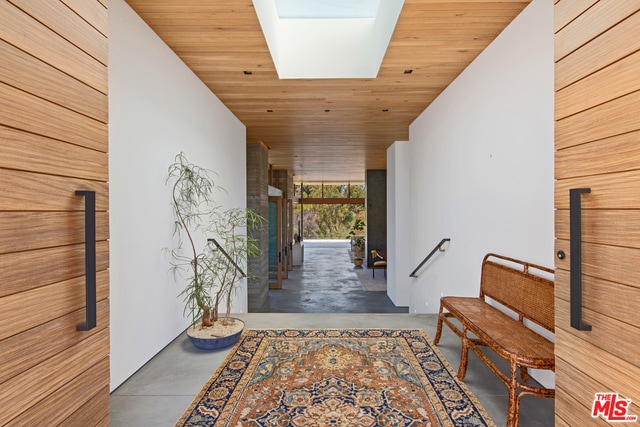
(253, 0, 404, 79)
(275, 0, 382, 19)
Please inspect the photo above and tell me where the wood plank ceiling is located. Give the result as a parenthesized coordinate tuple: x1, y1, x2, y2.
(125, 0, 530, 183)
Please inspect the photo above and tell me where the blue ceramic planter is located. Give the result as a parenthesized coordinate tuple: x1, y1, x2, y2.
(187, 319, 244, 350)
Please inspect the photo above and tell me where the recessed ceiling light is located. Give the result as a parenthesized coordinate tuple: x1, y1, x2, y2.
(243, 70, 253, 75)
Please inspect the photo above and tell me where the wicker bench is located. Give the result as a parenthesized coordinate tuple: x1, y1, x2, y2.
(433, 253, 555, 427)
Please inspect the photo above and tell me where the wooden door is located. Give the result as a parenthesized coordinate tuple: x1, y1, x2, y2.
(554, 2, 640, 425)
(280, 197, 289, 280)
(268, 196, 283, 289)
(0, 1, 110, 424)
(286, 198, 294, 272)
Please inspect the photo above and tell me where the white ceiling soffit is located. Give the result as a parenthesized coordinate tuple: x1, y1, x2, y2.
(253, 0, 404, 79)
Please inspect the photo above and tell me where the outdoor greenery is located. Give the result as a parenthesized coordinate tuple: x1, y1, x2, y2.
(293, 184, 366, 240)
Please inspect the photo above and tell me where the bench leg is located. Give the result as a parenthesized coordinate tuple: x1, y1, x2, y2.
(506, 361, 520, 427)
(457, 325, 470, 380)
(433, 305, 445, 345)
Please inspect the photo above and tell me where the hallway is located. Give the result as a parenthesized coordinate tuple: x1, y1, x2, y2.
(258, 239, 408, 313)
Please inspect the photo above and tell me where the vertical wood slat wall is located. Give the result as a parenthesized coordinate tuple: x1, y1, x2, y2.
(554, 1, 640, 424)
(0, 1, 109, 425)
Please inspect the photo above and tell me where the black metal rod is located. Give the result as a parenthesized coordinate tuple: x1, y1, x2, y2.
(208, 238, 247, 277)
(570, 188, 592, 331)
(76, 190, 97, 331)
(409, 238, 450, 277)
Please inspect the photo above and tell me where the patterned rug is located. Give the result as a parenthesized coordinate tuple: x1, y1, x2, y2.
(355, 267, 387, 292)
(176, 329, 495, 426)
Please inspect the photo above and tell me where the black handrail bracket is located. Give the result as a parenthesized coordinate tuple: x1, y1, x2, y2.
(76, 190, 97, 331)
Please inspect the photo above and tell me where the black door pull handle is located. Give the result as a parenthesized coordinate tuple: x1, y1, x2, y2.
(76, 190, 97, 331)
(569, 188, 591, 331)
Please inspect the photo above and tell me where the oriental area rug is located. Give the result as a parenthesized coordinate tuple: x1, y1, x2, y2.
(175, 329, 495, 427)
(355, 267, 387, 292)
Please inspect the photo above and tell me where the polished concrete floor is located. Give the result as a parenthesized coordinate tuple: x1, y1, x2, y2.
(258, 240, 408, 313)
(110, 241, 554, 426)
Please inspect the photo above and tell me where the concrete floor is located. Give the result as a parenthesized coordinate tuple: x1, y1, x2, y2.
(258, 240, 408, 313)
(110, 241, 554, 426)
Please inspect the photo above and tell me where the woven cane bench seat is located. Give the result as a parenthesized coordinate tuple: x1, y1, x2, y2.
(441, 297, 554, 366)
(433, 253, 555, 427)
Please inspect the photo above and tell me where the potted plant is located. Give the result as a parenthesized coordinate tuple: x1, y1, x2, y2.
(346, 219, 366, 262)
(351, 236, 366, 258)
(166, 152, 263, 350)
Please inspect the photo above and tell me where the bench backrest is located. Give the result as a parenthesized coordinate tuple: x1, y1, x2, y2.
(479, 253, 555, 332)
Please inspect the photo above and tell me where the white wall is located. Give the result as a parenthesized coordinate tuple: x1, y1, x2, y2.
(387, 141, 411, 306)
(109, 0, 248, 390)
(404, 0, 553, 312)
(394, 0, 554, 386)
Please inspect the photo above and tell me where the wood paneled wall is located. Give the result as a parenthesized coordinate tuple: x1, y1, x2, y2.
(0, 0, 109, 424)
(554, 1, 640, 424)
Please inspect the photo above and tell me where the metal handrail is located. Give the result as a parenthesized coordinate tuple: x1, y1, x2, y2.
(207, 238, 247, 278)
(409, 238, 450, 278)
